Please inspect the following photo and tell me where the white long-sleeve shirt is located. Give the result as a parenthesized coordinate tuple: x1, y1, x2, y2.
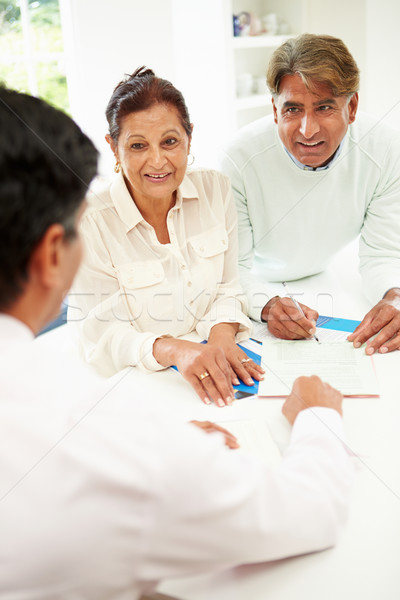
(218, 113, 400, 321)
(69, 169, 251, 375)
(0, 314, 354, 599)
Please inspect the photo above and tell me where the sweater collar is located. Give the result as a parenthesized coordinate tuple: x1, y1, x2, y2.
(279, 128, 348, 171)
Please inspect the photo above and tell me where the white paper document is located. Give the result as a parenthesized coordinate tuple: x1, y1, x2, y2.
(218, 419, 282, 467)
(258, 339, 379, 397)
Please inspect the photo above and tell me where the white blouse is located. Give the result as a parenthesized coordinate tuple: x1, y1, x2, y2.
(69, 169, 251, 375)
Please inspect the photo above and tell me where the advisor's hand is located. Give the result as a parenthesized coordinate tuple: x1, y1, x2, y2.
(347, 288, 400, 354)
(190, 420, 239, 449)
(262, 296, 319, 340)
(282, 375, 343, 426)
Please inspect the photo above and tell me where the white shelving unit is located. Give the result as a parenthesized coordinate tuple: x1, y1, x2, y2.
(232, 34, 290, 49)
(230, 0, 304, 128)
(235, 92, 269, 111)
(233, 34, 291, 117)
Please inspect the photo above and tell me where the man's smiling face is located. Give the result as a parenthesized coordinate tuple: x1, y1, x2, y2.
(272, 74, 358, 168)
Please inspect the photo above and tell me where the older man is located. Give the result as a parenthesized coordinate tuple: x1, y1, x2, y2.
(219, 34, 400, 355)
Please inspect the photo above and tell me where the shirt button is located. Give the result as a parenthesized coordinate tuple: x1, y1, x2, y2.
(180, 264, 186, 270)
(187, 281, 192, 287)
(222, 239, 226, 245)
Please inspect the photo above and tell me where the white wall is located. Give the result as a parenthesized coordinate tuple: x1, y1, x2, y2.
(60, 0, 176, 174)
(365, 0, 400, 130)
(171, 0, 235, 168)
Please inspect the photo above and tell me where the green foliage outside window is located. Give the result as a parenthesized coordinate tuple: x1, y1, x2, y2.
(0, 0, 69, 113)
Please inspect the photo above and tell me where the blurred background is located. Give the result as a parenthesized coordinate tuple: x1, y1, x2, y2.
(1, 0, 399, 174)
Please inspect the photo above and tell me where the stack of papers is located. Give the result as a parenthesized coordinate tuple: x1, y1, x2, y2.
(258, 339, 379, 397)
(254, 314, 379, 397)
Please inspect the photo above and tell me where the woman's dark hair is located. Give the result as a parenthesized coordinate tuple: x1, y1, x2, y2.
(105, 66, 192, 142)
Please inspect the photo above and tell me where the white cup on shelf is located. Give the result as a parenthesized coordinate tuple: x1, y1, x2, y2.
(262, 13, 278, 35)
(236, 73, 253, 97)
(255, 76, 267, 95)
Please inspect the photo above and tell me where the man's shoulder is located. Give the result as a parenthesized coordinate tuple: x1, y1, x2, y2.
(222, 115, 277, 162)
(350, 112, 400, 153)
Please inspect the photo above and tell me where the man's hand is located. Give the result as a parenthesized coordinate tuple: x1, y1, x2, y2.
(347, 288, 400, 354)
(190, 420, 239, 449)
(282, 376, 343, 426)
(262, 296, 319, 340)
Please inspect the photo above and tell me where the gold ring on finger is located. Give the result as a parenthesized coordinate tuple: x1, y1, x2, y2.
(199, 371, 210, 381)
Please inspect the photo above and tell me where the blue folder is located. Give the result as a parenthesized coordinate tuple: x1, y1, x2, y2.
(316, 315, 361, 332)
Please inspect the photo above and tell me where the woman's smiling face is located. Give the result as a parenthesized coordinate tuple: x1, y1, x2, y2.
(109, 103, 191, 207)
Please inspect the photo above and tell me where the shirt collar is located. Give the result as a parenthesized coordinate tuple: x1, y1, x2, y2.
(110, 172, 143, 232)
(110, 171, 199, 232)
(0, 314, 34, 341)
(284, 136, 346, 171)
(177, 171, 200, 202)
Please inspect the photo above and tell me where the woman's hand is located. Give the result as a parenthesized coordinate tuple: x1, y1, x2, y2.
(153, 337, 236, 407)
(190, 420, 239, 449)
(208, 323, 265, 388)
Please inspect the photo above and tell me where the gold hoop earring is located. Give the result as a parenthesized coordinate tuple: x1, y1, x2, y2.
(187, 153, 195, 166)
(114, 161, 121, 173)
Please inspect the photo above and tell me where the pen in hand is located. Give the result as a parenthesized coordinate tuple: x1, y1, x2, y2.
(282, 282, 320, 343)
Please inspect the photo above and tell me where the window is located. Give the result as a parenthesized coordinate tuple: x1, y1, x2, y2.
(0, 0, 69, 112)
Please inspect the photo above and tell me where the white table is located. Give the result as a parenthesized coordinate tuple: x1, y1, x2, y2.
(36, 241, 400, 599)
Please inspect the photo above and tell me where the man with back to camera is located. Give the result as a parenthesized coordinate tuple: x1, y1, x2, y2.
(0, 87, 354, 599)
(218, 33, 400, 355)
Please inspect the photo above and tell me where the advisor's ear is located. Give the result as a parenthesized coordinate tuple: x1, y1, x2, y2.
(29, 224, 66, 289)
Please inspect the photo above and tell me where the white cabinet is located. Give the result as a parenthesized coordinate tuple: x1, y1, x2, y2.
(229, 0, 304, 128)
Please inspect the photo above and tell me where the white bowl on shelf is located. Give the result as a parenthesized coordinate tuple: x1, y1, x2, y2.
(236, 73, 253, 97)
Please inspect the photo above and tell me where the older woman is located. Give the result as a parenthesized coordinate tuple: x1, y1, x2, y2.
(70, 67, 263, 406)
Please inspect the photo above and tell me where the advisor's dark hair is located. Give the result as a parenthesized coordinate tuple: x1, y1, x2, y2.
(106, 66, 192, 142)
(0, 87, 98, 309)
